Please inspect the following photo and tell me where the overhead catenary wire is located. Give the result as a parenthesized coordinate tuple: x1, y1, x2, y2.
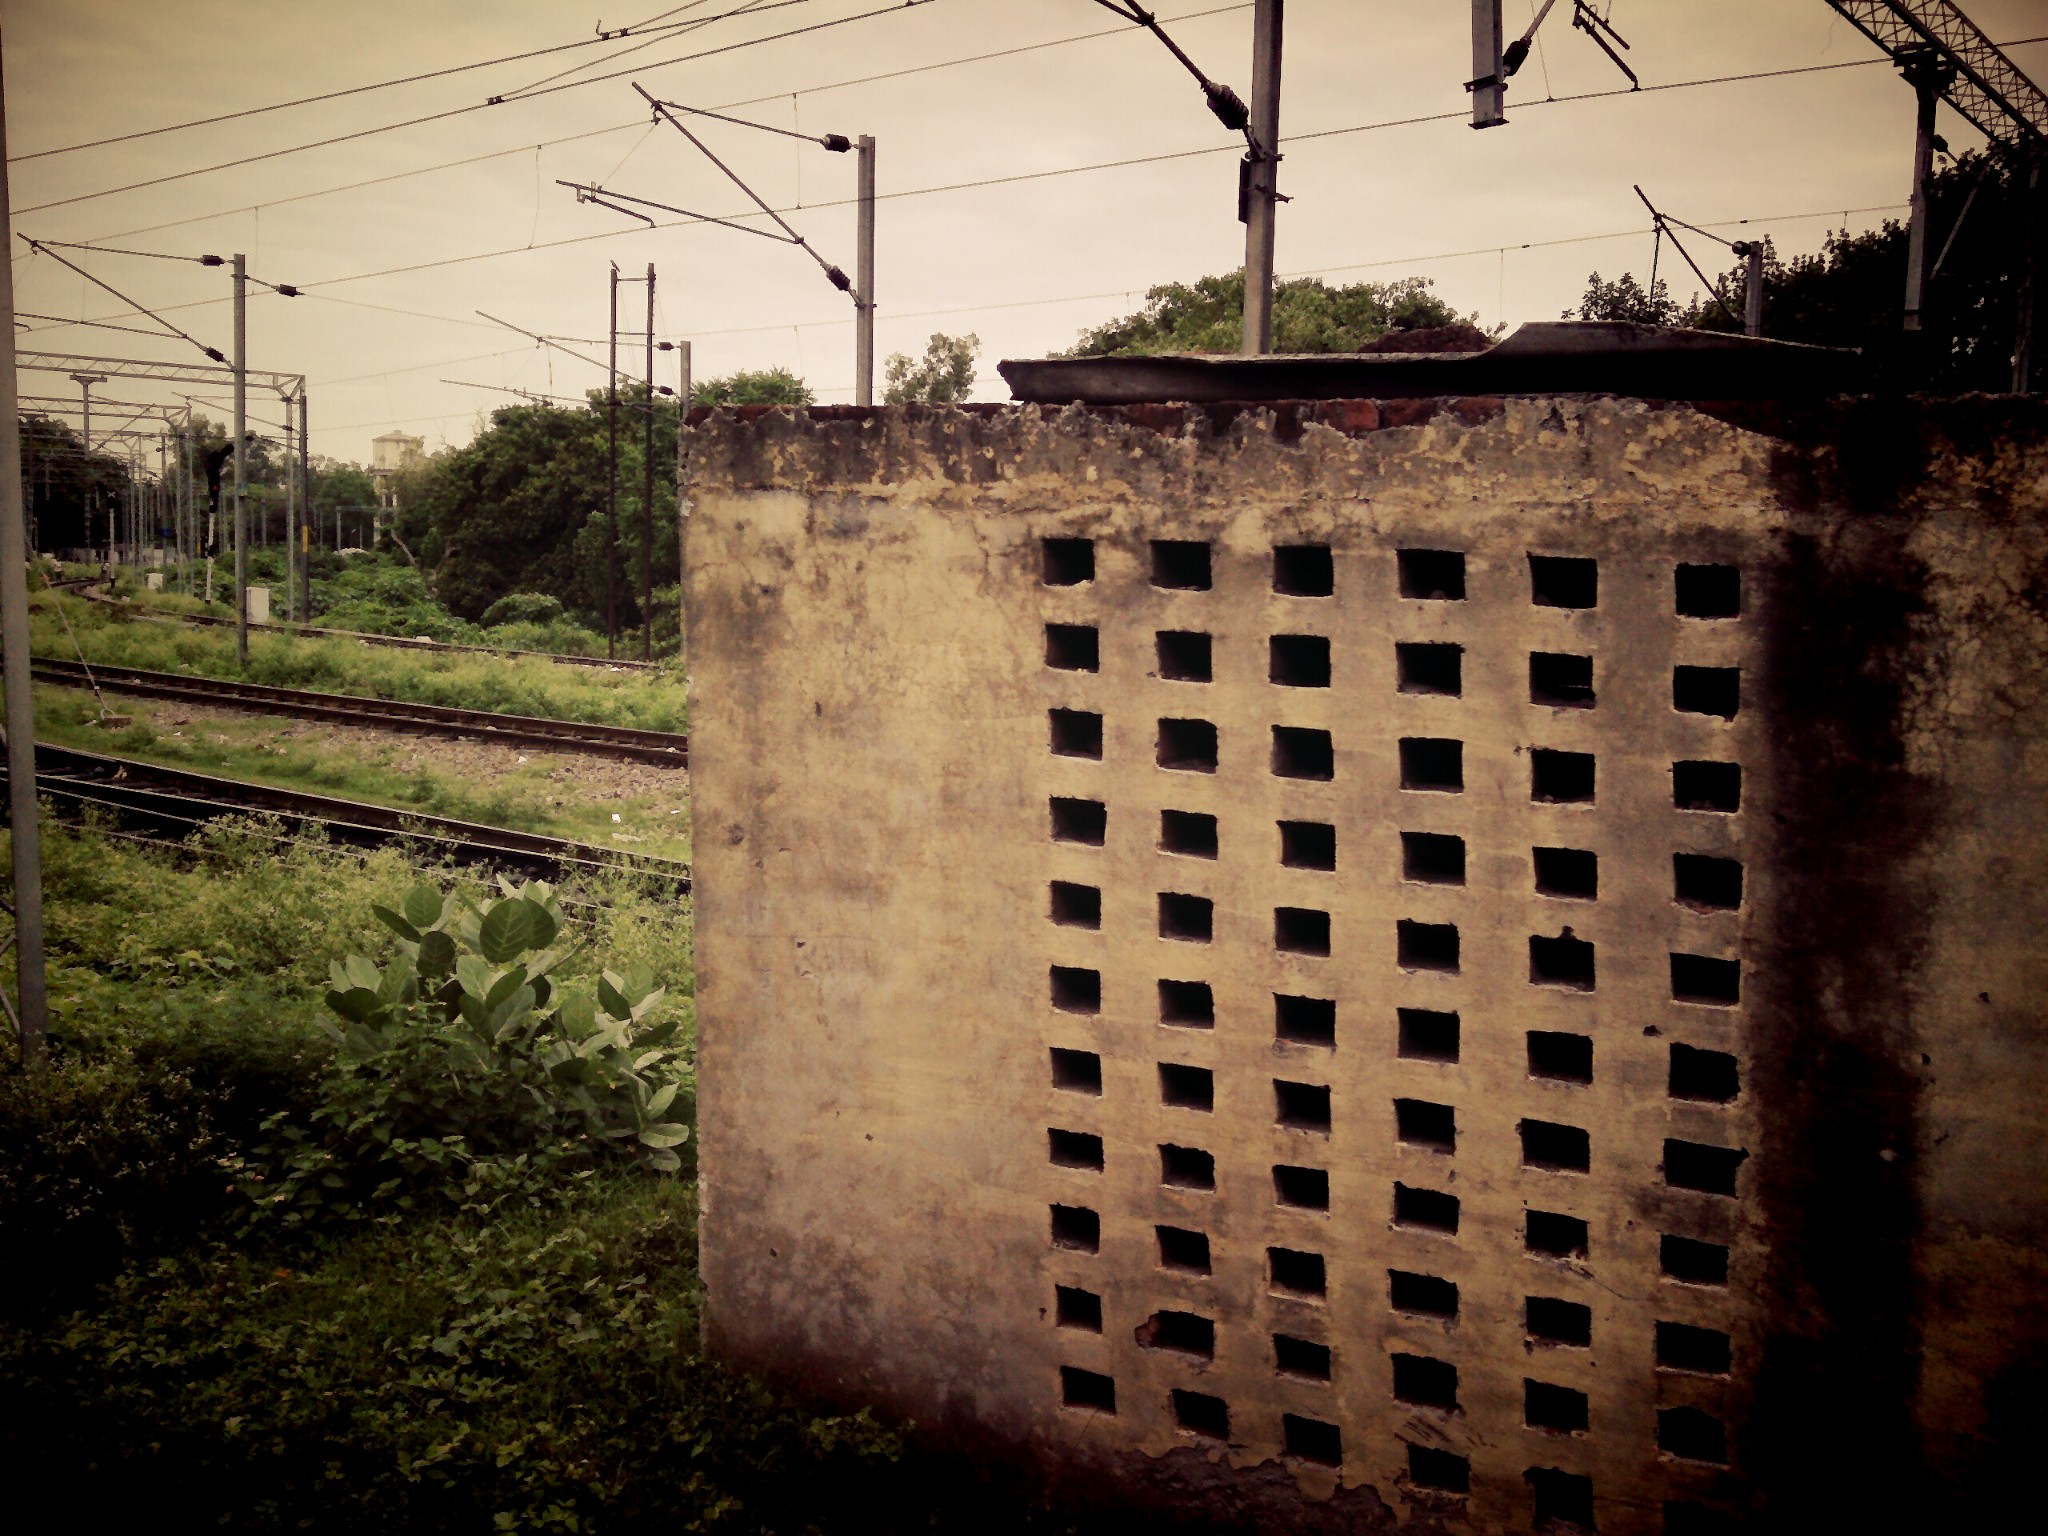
(14, 0, 940, 216)
(15, 235, 230, 362)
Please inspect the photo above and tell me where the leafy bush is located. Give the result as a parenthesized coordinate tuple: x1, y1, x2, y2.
(479, 592, 566, 627)
(233, 879, 690, 1228)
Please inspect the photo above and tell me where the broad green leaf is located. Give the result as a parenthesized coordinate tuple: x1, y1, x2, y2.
(417, 930, 458, 977)
(403, 884, 444, 930)
(488, 985, 537, 1035)
(524, 900, 560, 950)
(646, 1082, 679, 1118)
(343, 954, 381, 992)
(596, 974, 632, 1020)
(637, 1124, 690, 1149)
(479, 898, 544, 963)
(556, 990, 597, 1038)
(326, 986, 384, 1023)
(371, 904, 421, 943)
(456, 955, 493, 999)
(485, 966, 526, 1014)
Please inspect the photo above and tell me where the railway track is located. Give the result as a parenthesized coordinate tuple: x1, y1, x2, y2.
(31, 657, 689, 766)
(130, 604, 663, 672)
(9, 742, 693, 893)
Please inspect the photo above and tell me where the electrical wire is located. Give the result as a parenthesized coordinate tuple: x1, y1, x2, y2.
(16, 236, 230, 363)
(494, 0, 787, 103)
(6, 0, 812, 165)
(15, 0, 941, 217)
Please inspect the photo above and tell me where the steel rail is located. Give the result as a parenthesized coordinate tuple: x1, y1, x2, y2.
(8, 741, 692, 891)
(30, 656, 689, 765)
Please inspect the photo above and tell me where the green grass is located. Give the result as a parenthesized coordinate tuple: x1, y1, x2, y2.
(31, 591, 689, 733)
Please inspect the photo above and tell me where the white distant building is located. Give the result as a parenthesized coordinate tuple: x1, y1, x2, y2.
(369, 431, 426, 511)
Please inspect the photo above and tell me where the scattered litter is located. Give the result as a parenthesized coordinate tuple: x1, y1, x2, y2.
(611, 812, 622, 823)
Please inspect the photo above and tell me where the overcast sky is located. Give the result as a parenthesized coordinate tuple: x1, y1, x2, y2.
(6, 0, 2045, 465)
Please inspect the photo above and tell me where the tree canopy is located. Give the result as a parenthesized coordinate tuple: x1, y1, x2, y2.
(1067, 272, 1478, 356)
(692, 368, 812, 407)
(884, 333, 980, 403)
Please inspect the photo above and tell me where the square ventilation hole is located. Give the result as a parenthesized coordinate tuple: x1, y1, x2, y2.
(1137, 1309, 1215, 1359)
(1398, 1008, 1461, 1063)
(1660, 1234, 1730, 1286)
(1160, 1143, 1215, 1190)
(1390, 1270, 1460, 1319)
(1530, 554, 1598, 609)
(1268, 1246, 1327, 1298)
(1049, 708, 1102, 759)
(1670, 1043, 1741, 1102)
(1533, 846, 1598, 900)
(1048, 1128, 1104, 1170)
(1530, 652, 1596, 708)
(1275, 993, 1336, 1047)
(1273, 1164, 1330, 1211)
(1049, 881, 1101, 929)
(1674, 759, 1741, 812)
(1674, 665, 1741, 720)
(1275, 1079, 1332, 1133)
(1527, 1031, 1593, 1085)
(1671, 952, 1741, 1007)
(1530, 931, 1596, 990)
(1402, 831, 1466, 885)
(1677, 562, 1741, 618)
(1060, 1365, 1116, 1413)
(1158, 979, 1216, 1029)
(1158, 891, 1214, 943)
(1396, 1098, 1457, 1153)
(1049, 796, 1106, 846)
(1274, 543, 1334, 596)
(1526, 1210, 1588, 1258)
(1274, 1332, 1332, 1381)
(1054, 1284, 1101, 1331)
(1400, 736, 1464, 792)
(1275, 906, 1332, 956)
(1157, 717, 1219, 772)
(1394, 1183, 1460, 1235)
(1532, 749, 1596, 803)
(1172, 1389, 1230, 1440)
(1283, 1414, 1342, 1467)
(1399, 919, 1460, 973)
(1393, 1353, 1460, 1410)
(1657, 1406, 1728, 1465)
(1520, 1119, 1591, 1173)
(1281, 819, 1338, 870)
(1398, 548, 1465, 601)
(1656, 1320, 1733, 1375)
(1524, 1379, 1589, 1433)
(1526, 1466, 1596, 1528)
(1675, 853, 1743, 910)
(1041, 537, 1094, 586)
(1406, 1443, 1471, 1494)
(1271, 633, 1332, 687)
(1664, 1139, 1747, 1196)
(1158, 1062, 1214, 1112)
(1049, 965, 1100, 1015)
(1050, 1204, 1099, 1252)
(1397, 641, 1463, 696)
(1155, 629, 1212, 682)
(1157, 1225, 1212, 1274)
(1273, 725, 1336, 780)
(1044, 622, 1099, 672)
(1151, 539, 1212, 590)
(1050, 1047, 1102, 1095)
(1159, 809, 1218, 858)
(1525, 1296, 1592, 1347)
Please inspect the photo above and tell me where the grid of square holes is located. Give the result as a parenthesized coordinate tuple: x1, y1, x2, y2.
(1036, 534, 1752, 1531)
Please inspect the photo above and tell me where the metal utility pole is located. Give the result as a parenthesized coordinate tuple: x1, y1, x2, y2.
(1241, 0, 1283, 354)
(1901, 51, 1953, 333)
(299, 392, 311, 622)
(0, 27, 52, 1061)
(855, 135, 876, 404)
(232, 253, 249, 666)
(1736, 241, 1765, 337)
(1470, 0, 1506, 128)
(281, 395, 295, 620)
(641, 265, 657, 660)
(606, 263, 620, 660)
(68, 371, 105, 559)
(2018, 144, 2041, 391)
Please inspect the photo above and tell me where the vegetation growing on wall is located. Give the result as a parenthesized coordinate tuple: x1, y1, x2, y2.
(1066, 270, 1478, 356)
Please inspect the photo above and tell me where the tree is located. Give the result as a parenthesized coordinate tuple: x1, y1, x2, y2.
(1067, 272, 1478, 356)
(1564, 271, 1680, 325)
(692, 368, 813, 407)
(884, 332, 980, 403)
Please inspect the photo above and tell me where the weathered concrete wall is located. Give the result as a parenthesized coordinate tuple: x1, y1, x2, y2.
(682, 395, 2048, 1534)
